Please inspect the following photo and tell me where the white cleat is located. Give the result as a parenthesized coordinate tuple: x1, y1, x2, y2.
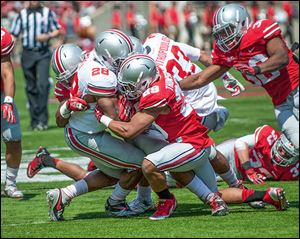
(128, 198, 154, 215)
(4, 185, 23, 199)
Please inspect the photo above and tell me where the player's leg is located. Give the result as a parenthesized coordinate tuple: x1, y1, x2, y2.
(275, 87, 299, 150)
(27, 146, 87, 181)
(1, 94, 23, 198)
(219, 187, 289, 211)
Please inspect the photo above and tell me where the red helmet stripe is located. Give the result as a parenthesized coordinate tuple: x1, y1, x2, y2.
(55, 45, 65, 73)
(105, 29, 133, 52)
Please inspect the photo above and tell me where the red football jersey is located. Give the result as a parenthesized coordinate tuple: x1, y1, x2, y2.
(139, 68, 214, 150)
(234, 125, 299, 181)
(1, 26, 15, 92)
(212, 19, 299, 106)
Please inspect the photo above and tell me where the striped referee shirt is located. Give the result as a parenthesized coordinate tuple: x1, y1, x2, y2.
(10, 5, 61, 50)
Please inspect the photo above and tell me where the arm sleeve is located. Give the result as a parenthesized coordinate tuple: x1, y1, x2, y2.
(49, 10, 61, 31)
(234, 134, 255, 150)
(176, 42, 201, 62)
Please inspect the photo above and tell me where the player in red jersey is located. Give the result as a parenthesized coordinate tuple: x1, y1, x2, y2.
(217, 125, 298, 184)
(95, 54, 290, 220)
(1, 26, 23, 198)
(179, 3, 299, 154)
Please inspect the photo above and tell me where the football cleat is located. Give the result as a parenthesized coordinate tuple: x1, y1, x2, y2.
(4, 185, 23, 199)
(263, 187, 289, 211)
(149, 194, 177, 220)
(128, 198, 154, 214)
(46, 188, 69, 221)
(105, 197, 137, 217)
(206, 192, 229, 216)
(27, 147, 50, 178)
(248, 201, 266, 209)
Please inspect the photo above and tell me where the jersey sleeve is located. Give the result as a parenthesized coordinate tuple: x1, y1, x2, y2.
(1, 26, 15, 56)
(254, 19, 281, 42)
(54, 81, 70, 102)
(175, 42, 201, 62)
(86, 68, 117, 97)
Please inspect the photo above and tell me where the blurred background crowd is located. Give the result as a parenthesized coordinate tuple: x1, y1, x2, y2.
(1, 1, 299, 63)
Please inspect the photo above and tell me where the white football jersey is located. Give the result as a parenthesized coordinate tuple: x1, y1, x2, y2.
(68, 52, 118, 134)
(143, 33, 218, 116)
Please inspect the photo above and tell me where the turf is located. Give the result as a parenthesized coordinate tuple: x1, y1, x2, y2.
(1, 66, 299, 238)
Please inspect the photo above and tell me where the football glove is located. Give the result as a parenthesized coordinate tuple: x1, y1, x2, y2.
(245, 168, 266, 185)
(222, 73, 245, 97)
(66, 97, 89, 111)
(1, 103, 16, 124)
(234, 64, 261, 76)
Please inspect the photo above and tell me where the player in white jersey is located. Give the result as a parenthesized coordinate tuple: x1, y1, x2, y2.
(45, 31, 168, 221)
(143, 33, 245, 131)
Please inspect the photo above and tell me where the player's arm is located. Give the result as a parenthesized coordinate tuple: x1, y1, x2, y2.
(56, 100, 70, 127)
(95, 106, 163, 139)
(1, 54, 15, 98)
(234, 134, 266, 184)
(179, 64, 230, 90)
(96, 95, 119, 120)
(235, 37, 289, 75)
(1, 54, 16, 123)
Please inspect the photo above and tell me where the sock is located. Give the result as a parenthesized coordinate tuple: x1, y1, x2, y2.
(109, 183, 131, 205)
(242, 189, 265, 203)
(219, 168, 239, 187)
(186, 175, 212, 202)
(156, 188, 172, 199)
(61, 179, 88, 201)
(137, 185, 152, 202)
(42, 155, 60, 168)
(5, 167, 19, 187)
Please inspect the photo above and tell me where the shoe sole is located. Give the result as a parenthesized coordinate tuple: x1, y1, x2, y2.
(276, 190, 289, 211)
(212, 207, 229, 216)
(46, 190, 63, 221)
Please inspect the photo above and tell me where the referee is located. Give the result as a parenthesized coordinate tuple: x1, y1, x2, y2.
(10, 1, 61, 131)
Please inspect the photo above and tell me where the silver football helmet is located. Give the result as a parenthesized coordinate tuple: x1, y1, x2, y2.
(95, 29, 133, 72)
(271, 134, 299, 167)
(212, 3, 251, 52)
(118, 54, 158, 100)
(129, 36, 145, 54)
(51, 43, 83, 83)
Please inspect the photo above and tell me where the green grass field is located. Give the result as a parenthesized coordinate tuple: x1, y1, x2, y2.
(1, 66, 299, 238)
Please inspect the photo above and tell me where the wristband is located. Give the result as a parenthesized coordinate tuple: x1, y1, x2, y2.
(253, 66, 261, 74)
(100, 115, 112, 127)
(59, 101, 71, 118)
(4, 96, 13, 104)
(242, 161, 252, 170)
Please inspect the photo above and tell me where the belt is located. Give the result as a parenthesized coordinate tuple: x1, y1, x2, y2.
(23, 47, 48, 52)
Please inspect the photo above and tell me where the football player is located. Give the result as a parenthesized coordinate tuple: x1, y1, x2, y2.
(142, 33, 243, 190)
(216, 125, 299, 184)
(1, 26, 23, 198)
(43, 30, 169, 221)
(95, 54, 289, 220)
(179, 3, 299, 155)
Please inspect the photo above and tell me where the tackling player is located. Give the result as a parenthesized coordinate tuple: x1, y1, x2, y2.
(1, 26, 23, 198)
(95, 54, 289, 220)
(179, 3, 299, 154)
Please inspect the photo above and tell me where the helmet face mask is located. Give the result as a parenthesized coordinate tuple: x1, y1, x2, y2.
(118, 54, 158, 100)
(212, 3, 250, 52)
(271, 134, 299, 167)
